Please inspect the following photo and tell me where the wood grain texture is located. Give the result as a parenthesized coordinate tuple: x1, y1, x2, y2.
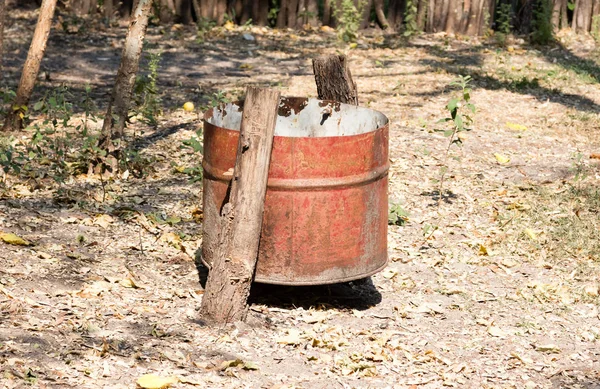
(200, 87, 280, 324)
(312, 54, 358, 105)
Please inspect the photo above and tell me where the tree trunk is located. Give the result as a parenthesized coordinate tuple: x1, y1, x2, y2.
(104, 0, 113, 20)
(175, 0, 192, 23)
(416, 0, 428, 30)
(360, 0, 373, 28)
(252, 0, 269, 25)
(199, 87, 280, 325)
(286, 0, 299, 28)
(4, 0, 57, 132)
(428, 0, 451, 32)
(215, 0, 226, 24)
(323, 0, 333, 25)
(312, 55, 358, 105)
(387, 0, 404, 29)
(573, 0, 593, 32)
(0, 0, 5, 82)
(276, 0, 287, 27)
(304, 0, 318, 26)
(158, 0, 176, 23)
(191, 0, 201, 24)
(99, 0, 152, 164)
(445, 0, 459, 33)
(373, 0, 392, 29)
(593, 0, 600, 17)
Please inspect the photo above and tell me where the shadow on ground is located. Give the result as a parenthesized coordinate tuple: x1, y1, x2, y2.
(196, 261, 382, 311)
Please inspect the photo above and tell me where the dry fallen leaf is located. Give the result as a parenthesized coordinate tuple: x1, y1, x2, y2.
(534, 343, 561, 354)
(487, 325, 506, 338)
(524, 228, 538, 240)
(478, 244, 489, 256)
(93, 214, 114, 229)
(506, 122, 527, 131)
(0, 232, 31, 246)
(381, 268, 398, 279)
(494, 153, 510, 164)
(136, 374, 178, 388)
(277, 329, 302, 345)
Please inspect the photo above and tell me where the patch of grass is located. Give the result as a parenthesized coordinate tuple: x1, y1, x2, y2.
(496, 182, 600, 275)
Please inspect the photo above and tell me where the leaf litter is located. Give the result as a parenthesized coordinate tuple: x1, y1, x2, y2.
(0, 11, 600, 389)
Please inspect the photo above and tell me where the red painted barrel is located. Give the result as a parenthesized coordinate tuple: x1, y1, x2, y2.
(202, 97, 389, 285)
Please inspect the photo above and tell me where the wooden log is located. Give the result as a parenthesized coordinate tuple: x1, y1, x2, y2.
(312, 54, 358, 105)
(199, 87, 280, 324)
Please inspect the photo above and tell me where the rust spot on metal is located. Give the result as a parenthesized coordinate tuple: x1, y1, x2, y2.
(278, 97, 308, 117)
(318, 100, 341, 112)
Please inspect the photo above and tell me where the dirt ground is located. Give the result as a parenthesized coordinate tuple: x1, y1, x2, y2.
(1, 9, 600, 389)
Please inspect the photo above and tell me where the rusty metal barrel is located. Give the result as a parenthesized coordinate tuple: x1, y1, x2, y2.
(202, 97, 389, 285)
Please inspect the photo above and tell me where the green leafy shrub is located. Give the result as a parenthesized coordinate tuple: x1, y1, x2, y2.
(532, 0, 553, 45)
(332, 0, 367, 43)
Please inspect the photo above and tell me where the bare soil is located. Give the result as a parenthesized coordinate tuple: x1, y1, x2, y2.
(1, 9, 600, 389)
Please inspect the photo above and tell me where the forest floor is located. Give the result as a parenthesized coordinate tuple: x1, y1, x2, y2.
(1, 9, 600, 389)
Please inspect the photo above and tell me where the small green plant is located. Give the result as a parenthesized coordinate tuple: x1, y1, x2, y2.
(133, 50, 162, 127)
(403, 0, 419, 37)
(570, 151, 589, 183)
(0, 84, 149, 184)
(332, 0, 367, 43)
(197, 17, 217, 43)
(388, 202, 409, 226)
(0, 88, 16, 118)
(181, 128, 204, 182)
(495, 3, 512, 46)
(532, 0, 553, 45)
(592, 15, 600, 47)
(435, 75, 475, 205)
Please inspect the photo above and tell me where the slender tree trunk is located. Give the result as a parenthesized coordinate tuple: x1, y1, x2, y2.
(240, 0, 251, 23)
(191, 0, 201, 24)
(104, 0, 113, 20)
(99, 0, 152, 164)
(360, 0, 373, 28)
(4, 0, 57, 132)
(287, 0, 299, 28)
(200, 87, 280, 325)
(445, 0, 459, 32)
(592, 0, 600, 17)
(215, 0, 226, 24)
(276, 0, 287, 27)
(373, 0, 392, 29)
(323, 0, 332, 25)
(175, 0, 192, 24)
(0, 0, 5, 82)
(458, 0, 470, 33)
(158, 0, 176, 22)
(551, 0, 561, 30)
(304, 0, 318, 26)
(416, 0, 428, 30)
(573, 0, 593, 32)
(387, 0, 404, 29)
(252, 0, 269, 25)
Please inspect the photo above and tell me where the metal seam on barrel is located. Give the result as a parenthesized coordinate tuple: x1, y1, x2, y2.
(202, 160, 390, 190)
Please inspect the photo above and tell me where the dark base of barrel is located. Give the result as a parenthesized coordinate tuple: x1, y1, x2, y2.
(199, 252, 389, 286)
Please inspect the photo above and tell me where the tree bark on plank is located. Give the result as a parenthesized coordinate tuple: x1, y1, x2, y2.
(312, 54, 358, 105)
(99, 0, 152, 167)
(3, 0, 57, 132)
(199, 87, 280, 325)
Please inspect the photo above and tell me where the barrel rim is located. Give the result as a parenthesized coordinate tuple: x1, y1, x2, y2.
(203, 96, 390, 140)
